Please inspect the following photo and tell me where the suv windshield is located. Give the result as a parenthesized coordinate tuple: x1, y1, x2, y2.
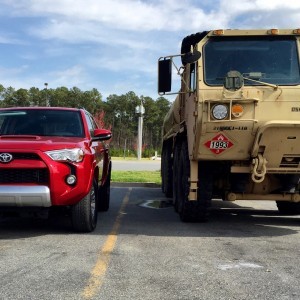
(204, 36, 300, 86)
(0, 109, 84, 137)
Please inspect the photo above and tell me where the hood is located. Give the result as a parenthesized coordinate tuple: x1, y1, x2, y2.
(0, 135, 87, 152)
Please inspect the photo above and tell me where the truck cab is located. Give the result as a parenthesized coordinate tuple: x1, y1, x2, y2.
(159, 29, 300, 222)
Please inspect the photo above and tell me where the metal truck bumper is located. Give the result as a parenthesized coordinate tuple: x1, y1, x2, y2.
(226, 192, 300, 202)
(0, 186, 51, 207)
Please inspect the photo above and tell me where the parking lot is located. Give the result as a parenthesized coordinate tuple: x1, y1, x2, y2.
(0, 186, 300, 300)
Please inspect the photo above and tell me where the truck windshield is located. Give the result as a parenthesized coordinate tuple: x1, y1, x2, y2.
(204, 36, 300, 86)
(0, 109, 84, 137)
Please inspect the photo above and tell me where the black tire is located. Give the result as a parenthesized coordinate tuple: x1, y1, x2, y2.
(172, 141, 181, 212)
(71, 181, 98, 232)
(276, 201, 300, 215)
(161, 145, 166, 193)
(98, 165, 111, 212)
(161, 141, 173, 198)
(177, 140, 212, 222)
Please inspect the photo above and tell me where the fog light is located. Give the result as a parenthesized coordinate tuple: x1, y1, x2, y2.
(66, 175, 77, 185)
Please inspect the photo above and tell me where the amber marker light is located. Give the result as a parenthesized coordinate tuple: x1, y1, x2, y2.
(268, 29, 279, 35)
(213, 29, 224, 36)
(232, 104, 244, 118)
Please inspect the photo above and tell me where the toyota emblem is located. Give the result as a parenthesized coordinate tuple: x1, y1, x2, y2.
(0, 153, 13, 163)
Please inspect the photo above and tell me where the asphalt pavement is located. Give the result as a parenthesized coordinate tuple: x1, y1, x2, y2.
(1, 187, 300, 299)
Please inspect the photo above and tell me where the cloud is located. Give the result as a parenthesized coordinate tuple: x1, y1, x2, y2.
(0, 0, 300, 101)
(219, 0, 300, 28)
(0, 65, 28, 76)
(1, 0, 196, 31)
(3, 0, 300, 50)
(49, 65, 86, 87)
(0, 65, 45, 90)
(0, 33, 27, 45)
(0, 0, 229, 35)
(2, 0, 300, 33)
(29, 20, 152, 51)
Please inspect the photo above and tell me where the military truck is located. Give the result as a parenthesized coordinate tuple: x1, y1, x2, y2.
(158, 29, 300, 222)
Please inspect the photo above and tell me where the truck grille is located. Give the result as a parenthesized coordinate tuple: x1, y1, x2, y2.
(0, 169, 49, 184)
(280, 156, 300, 168)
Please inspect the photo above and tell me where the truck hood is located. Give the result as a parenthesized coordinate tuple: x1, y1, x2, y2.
(0, 135, 87, 152)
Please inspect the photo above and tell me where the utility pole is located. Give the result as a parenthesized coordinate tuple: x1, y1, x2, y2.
(135, 99, 145, 160)
(44, 83, 49, 107)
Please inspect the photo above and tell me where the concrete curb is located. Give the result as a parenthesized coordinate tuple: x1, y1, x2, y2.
(111, 182, 161, 188)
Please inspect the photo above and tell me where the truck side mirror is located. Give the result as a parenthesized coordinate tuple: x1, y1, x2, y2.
(158, 59, 172, 94)
(182, 50, 201, 65)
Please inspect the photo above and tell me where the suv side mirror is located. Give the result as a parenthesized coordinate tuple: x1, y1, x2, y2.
(158, 59, 172, 94)
(93, 129, 112, 141)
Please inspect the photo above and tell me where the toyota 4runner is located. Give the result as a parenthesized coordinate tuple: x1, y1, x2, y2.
(0, 107, 112, 232)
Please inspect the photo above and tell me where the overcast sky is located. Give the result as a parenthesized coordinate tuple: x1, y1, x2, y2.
(0, 0, 300, 100)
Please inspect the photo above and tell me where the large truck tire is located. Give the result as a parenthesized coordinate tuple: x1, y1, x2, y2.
(276, 201, 300, 215)
(177, 140, 212, 222)
(161, 141, 173, 198)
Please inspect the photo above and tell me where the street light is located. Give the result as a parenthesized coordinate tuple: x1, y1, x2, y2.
(135, 100, 145, 160)
(44, 83, 49, 107)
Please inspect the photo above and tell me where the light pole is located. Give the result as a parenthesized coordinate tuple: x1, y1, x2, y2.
(44, 83, 49, 107)
(135, 100, 145, 160)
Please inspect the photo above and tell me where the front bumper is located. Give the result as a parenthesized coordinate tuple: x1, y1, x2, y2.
(0, 185, 51, 207)
(0, 149, 95, 207)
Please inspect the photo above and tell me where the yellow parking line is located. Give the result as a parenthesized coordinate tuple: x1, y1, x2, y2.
(82, 188, 132, 299)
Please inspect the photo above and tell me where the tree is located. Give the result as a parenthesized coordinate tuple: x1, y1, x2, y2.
(105, 91, 140, 152)
(51, 86, 69, 107)
(1, 87, 30, 107)
(142, 96, 171, 154)
(28, 87, 42, 106)
(0, 84, 5, 102)
(0, 83, 171, 157)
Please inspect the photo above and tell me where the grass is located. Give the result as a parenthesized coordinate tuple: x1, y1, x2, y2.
(111, 156, 153, 161)
(111, 170, 161, 184)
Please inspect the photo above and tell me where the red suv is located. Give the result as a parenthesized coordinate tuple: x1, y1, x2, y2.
(0, 107, 112, 232)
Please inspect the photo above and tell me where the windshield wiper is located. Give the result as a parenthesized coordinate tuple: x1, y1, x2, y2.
(242, 72, 279, 90)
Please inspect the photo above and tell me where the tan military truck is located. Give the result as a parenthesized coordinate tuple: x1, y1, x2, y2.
(158, 29, 300, 222)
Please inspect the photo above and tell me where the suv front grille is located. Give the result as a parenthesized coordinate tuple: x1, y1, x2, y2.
(0, 169, 49, 184)
(12, 153, 42, 160)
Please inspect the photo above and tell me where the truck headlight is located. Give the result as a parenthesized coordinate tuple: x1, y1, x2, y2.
(45, 148, 84, 162)
(212, 104, 228, 120)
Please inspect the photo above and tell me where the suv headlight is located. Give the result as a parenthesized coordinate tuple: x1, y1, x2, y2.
(212, 104, 228, 120)
(45, 148, 84, 162)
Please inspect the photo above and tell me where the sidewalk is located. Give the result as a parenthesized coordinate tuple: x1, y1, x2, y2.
(112, 159, 161, 171)
(111, 182, 160, 188)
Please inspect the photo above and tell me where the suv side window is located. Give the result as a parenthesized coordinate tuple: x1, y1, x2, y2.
(84, 112, 96, 137)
